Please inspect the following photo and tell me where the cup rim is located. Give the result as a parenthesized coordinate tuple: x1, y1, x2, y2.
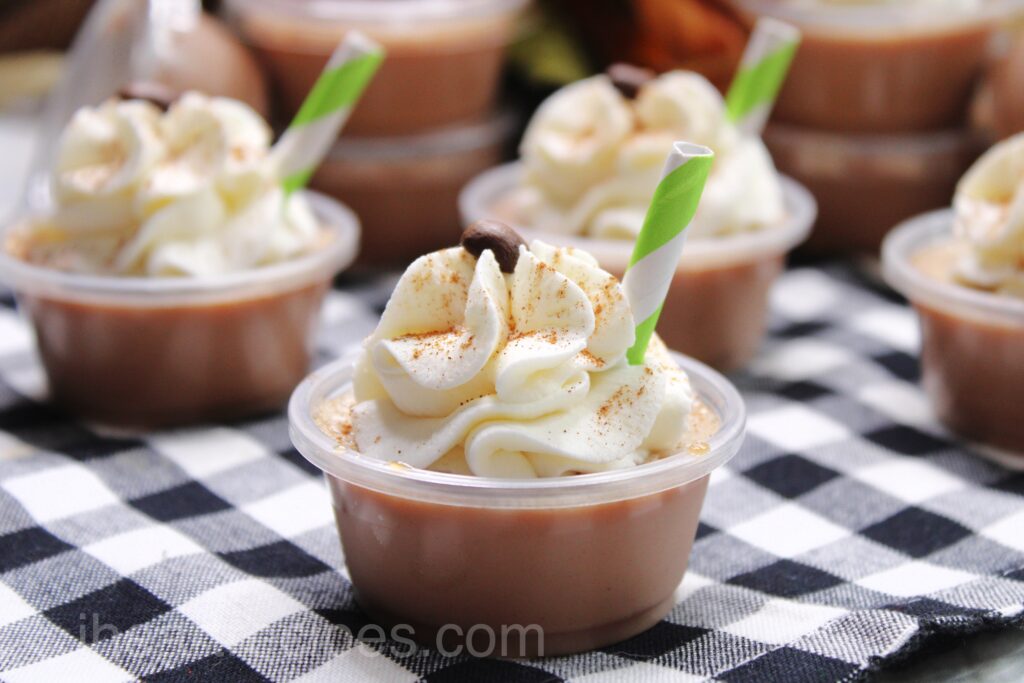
(0, 191, 361, 307)
(882, 208, 1024, 323)
(458, 161, 817, 271)
(727, 0, 1024, 33)
(288, 350, 746, 508)
(225, 0, 530, 24)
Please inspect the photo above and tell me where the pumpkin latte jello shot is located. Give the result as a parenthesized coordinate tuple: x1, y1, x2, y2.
(0, 92, 359, 427)
(460, 67, 815, 370)
(289, 222, 745, 655)
(884, 133, 1024, 452)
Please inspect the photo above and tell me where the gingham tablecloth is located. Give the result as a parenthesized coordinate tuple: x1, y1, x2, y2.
(0, 264, 1023, 683)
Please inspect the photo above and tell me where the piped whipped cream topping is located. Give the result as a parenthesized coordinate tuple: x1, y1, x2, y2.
(15, 92, 321, 276)
(952, 133, 1024, 299)
(346, 240, 695, 478)
(509, 71, 784, 240)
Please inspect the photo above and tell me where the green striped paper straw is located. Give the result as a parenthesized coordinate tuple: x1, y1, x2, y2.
(272, 31, 384, 196)
(623, 142, 714, 365)
(724, 18, 801, 135)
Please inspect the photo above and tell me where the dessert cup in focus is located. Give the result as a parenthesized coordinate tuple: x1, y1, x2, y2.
(290, 229, 745, 654)
(883, 135, 1024, 453)
(311, 114, 514, 268)
(461, 163, 816, 370)
(0, 93, 360, 427)
(766, 123, 983, 255)
(224, 0, 528, 137)
(728, 0, 1024, 133)
(291, 351, 742, 656)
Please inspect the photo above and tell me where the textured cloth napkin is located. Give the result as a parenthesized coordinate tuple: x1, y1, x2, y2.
(0, 264, 1022, 683)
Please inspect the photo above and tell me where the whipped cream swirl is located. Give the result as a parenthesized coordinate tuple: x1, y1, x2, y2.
(17, 92, 321, 276)
(953, 132, 1024, 299)
(348, 241, 694, 478)
(511, 72, 784, 240)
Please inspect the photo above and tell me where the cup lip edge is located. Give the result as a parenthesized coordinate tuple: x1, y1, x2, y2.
(0, 191, 361, 306)
(727, 0, 1024, 33)
(287, 350, 747, 508)
(458, 161, 817, 270)
(225, 0, 530, 24)
(882, 208, 1024, 322)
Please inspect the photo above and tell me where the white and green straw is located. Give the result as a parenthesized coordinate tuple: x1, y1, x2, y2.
(272, 31, 384, 195)
(623, 142, 714, 365)
(724, 18, 801, 135)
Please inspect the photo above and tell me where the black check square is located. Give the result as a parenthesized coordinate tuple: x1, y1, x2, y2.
(862, 508, 972, 558)
(602, 622, 708, 660)
(776, 380, 833, 402)
(44, 578, 171, 645)
(719, 647, 859, 683)
(219, 540, 331, 579)
(865, 426, 952, 456)
(145, 651, 268, 682)
(743, 454, 840, 499)
(728, 560, 845, 598)
(872, 351, 920, 382)
(130, 481, 232, 523)
(0, 527, 74, 573)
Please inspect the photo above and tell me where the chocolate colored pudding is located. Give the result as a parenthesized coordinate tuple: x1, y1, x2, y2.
(314, 394, 722, 655)
(225, 0, 525, 136)
(729, 0, 1014, 133)
(312, 117, 512, 268)
(909, 241, 1024, 452)
(22, 282, 328, 427)
(766, 124, 982, 255)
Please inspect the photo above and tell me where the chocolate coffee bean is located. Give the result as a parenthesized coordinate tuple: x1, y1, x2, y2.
(461, 219, 527, 273)
(607, 63, 656, 99)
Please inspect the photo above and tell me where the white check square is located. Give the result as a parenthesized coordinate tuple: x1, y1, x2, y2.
(770, 270, 842, 322)
(180, 579, 305, 646)
(857, 561, 977, 597)
(747, 405, 851, 452)
(85, 525, 203, 576)
(723, 599, 848, 645)
(856, 382, 934, 429)
(3, 464, 119, 523)
(753, 339, 855, 382)
(852, 459, 963, 505)
(0, 581, 36, 628)
(242, 481, 332, 539)
(981, 510, 1024, 553)
(151, 428, 268, 479)
(0, 311, 33, 355)
(3, 645, 131, 683)
(728, 502, 849, 558)
(846, 307, 919, 352)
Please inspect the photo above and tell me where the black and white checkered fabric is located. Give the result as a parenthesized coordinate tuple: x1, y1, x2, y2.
(1, 264, 1023, 682)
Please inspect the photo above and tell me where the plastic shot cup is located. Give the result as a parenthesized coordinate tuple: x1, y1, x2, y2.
(0, 192, 360, 428)
(288, 351, 746, 656)
(883, 209, 1024, 453)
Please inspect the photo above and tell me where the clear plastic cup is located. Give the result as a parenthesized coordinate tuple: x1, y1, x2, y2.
(459, 162, 817, 371)
(883, 209, 1024, 453)
(311, 112, 515, 268)
(727, 0, 1024, 133)
(765, 123, 984, 255)
(289, 351, 745, 656)
(0, 192, 360, 428)
(223, 0, 529, 137)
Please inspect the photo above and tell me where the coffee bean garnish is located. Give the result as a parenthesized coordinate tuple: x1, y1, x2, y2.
(461, 220, 527, 273)
(116, 82, 179, 111)
(607, 63, 655, 100)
